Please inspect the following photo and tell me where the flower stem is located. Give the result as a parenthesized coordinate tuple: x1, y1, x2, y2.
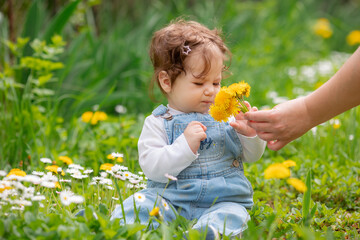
(238, 98, 249, 113)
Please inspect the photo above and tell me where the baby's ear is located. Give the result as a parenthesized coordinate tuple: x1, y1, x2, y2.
(158, 71, 171, 93)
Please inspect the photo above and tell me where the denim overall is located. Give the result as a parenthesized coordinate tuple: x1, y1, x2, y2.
(111, 105, 254, 235)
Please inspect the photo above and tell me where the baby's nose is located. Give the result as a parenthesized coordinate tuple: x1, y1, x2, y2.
(204, 86, 215, 95)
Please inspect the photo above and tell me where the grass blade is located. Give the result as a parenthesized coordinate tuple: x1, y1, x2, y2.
(302, 169, 312, 226)
(42, 0, 80, 42)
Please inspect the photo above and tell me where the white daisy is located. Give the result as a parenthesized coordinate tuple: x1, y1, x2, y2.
(115, 105, 127, 114)
(83, 169, 93, 174)
(99, 178, 112, 185)
(60, 179, 72, 183)
(126, 183, 134, 189)
(164, 173, 178, 181)
(71, 174, 89, 179)
(161, 199, 170, 211)
(139, 183, 147, 189)
(134, 192, 146, 203)
(129, 179, 141, 184)
(100, 172, 108, 178)
(41, 173, 57, 182)
(122, 171, 132, 180)
(66, 168, 80, 175)
(112, 164, 128, 172)
(111, 152, 124, 158)
(40, 158, 52, 164)
(60, 190, 73, 206)
(23, 175, 42, 185)
(32, 171, 44, 176)
(11, 206, 25, 211)
(68, 164, 84, 170)
(114, 174, 126, 181)
(14, 199, 32, 206)
(0, 170, 7, 177)
(71, 195, 84, 204)
(41, 181, 56, 188)
(32, 195, 46, 201)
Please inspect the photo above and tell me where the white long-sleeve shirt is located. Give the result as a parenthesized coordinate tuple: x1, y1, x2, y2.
(138, 106, 266, 183)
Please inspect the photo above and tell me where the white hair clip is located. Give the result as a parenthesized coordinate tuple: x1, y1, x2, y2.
(182, 45, 191, 55)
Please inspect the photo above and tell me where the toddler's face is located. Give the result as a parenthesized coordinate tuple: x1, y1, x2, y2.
(166, 46, 224, 114)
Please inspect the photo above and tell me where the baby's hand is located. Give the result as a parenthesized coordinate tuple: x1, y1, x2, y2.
(230, 101, 257, 137)
(184, 121, 207, 154)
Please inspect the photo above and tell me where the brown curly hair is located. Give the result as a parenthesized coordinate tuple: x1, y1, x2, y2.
(149, 19, 231, 98)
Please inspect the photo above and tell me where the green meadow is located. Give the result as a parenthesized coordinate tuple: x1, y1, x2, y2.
(0, 0, 359, 239)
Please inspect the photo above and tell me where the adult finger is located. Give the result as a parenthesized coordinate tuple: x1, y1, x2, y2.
(244, 110, 273, 122)
(256, 131, 277, 142)
(247, 121, 274, 133)
(267, 139, 290, 151)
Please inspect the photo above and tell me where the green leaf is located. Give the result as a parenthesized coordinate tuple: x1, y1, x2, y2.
(126, 224, 146, 237)
(21, 0, 42, 41)
(0, 220, 4, 236)
(42, 0, 81, 42)
(302, 169, 312, 226)
(98, 203, 108, 215)
(24, 211, 36, 225)
(103, 228, 117, 239)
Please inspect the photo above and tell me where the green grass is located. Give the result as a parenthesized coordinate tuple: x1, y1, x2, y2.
(0, 0, 359, 239)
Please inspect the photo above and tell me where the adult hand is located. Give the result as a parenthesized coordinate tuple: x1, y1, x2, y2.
(230, 101, 257, 137)
(244, 97, 313, 151)
(184, 121, 207, 154)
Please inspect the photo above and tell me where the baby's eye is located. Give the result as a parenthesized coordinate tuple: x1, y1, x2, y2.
(213, 82, 220, 86)
(194, 82, 203, 86)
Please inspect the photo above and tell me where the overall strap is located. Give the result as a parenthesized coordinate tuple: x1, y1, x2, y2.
(152, 104, 173, 120)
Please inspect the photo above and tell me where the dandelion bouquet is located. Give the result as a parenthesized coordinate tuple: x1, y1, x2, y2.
(209, 81, 250, 122)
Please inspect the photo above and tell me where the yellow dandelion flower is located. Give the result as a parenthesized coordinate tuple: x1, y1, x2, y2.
(333, 122, 341, 129)
(6, 168, 26, 177)
(81, 111, 108, 125)
(94, 111, 108, 121)
(55, 182, 62, 189)
(227, 81, 251, 98)
(0, 186, 12, 193)
(210, 81, 251, 122)
(346, 30, 360, 46)
(106, 154, 123, 162)
(209, 105, 230, 122)
(149, 207, 160, 217)
(287, 178, 307, 193)
(81, 111, 94, 123)
(45, 165, 65, 176)
(282, 160, 296, 168)
(100, 163, 114, 171)
(264, 163, 291, 179)
(232, 98, 241, 114)
(214, 87, 232, 103)
(58, 156, 73, 165)
(313, 18, 332, 38)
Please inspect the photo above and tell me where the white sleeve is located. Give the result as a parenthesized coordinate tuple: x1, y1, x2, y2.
(237, 134, 266, 162)
(138, 115, 198, 183)
(228, 116, 266, 163)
